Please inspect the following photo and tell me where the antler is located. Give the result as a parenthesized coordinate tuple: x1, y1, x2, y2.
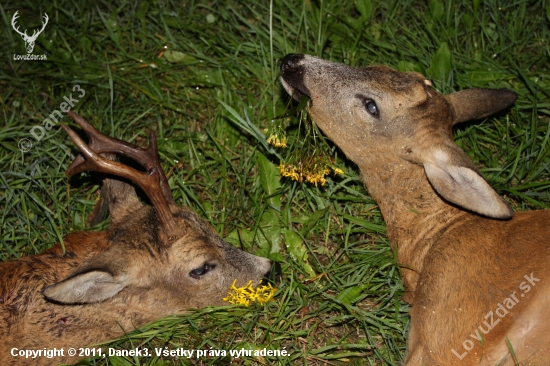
(61, 111, 181, 243)
(35, 13, 49, 38)
(11, 11, 48, 40)
(11, 11, 27, 38)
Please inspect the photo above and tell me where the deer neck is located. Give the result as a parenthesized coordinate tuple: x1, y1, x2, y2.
(358, 155, 466, 302)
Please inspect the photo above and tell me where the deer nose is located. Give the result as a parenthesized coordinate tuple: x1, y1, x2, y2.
(281, 54, 305, 72)
(261, 261, 282, 285)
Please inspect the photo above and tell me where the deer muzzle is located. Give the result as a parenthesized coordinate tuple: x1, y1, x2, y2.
(261, 261, 282, 286)
(280, 54, 310, 101)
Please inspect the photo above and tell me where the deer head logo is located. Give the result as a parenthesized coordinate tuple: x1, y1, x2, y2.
(11, 11, 49, 54)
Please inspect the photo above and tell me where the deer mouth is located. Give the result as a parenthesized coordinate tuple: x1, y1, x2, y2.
(281, 77, 310, 103)
(280, 54, 311, 102)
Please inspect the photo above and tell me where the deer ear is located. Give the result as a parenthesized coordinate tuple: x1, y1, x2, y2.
(444, 88, 517, 125)
(43, 270, 127, 304)
(422, 148, 513, 219)
(102, 178, 143, 225)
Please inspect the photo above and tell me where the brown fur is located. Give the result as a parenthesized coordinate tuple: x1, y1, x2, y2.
(1, 133, 273, 365)
(281, 54, 549, 365)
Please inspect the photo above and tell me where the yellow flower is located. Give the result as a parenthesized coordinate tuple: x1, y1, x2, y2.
(279, 163, 300, 181)
(276, 138, 287, 148)
(267, 134, 287, 148)
(334, 168, 344, 175)
(266, 134, 277, 145)
(223, 279, 277, 306)
(305, 173, 327, 186)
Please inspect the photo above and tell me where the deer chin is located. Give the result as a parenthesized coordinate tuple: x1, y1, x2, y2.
(280, 76, 301, 100)
(280, 76, 313, 109)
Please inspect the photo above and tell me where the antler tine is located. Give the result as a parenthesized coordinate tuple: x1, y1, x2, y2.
(61, 119, 181, 243)
(31, 13, 48, 38)
(11, 11, 26, 37)
(41, 13, 49, 28)
(66, 111, 175, 206)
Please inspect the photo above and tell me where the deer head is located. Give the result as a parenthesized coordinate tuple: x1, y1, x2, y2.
(1, 111, 279, 365)
(280, 54, 517, 220)
(11, 11, 49, 53)
(42, 111, 277, 307)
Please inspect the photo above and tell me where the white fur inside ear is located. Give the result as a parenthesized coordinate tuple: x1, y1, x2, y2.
(432, 148, 449, 164)
(43, 271, 126, 304)
(424, 149, 513, 219)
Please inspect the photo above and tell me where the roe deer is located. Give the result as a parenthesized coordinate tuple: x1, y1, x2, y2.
(281, 54, 549, 366)
(1, 111, 277, 366)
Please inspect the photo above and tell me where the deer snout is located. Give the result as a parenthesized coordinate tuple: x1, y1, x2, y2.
(281, 53, 305, 70)
(261, 261, 282, 286)
(280, 54, 310, 101)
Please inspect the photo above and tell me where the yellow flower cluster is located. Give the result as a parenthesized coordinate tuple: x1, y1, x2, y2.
(266, 134, 287, 148)
(305, 171, 328, 186)
(279, 164, 344, 186)
(279, 163, 300, 181)
(223, 279, 277, 306)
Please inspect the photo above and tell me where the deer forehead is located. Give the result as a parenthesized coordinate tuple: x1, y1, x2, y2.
(102, 207, 224, 268)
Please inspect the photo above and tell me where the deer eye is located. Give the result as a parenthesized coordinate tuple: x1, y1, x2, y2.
(362, 99, 379, 118)
(189, 263, 216, 279)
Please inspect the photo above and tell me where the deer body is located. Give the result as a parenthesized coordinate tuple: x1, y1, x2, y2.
(1, 113, 274, 365)
(2, 232, 123, 363)
(281, 54, 550, 365)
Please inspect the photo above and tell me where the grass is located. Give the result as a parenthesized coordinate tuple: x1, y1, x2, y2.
(1, 0, 549, 365)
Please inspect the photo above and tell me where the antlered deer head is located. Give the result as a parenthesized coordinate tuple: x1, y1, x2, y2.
(11, 11, 49, 53)
(1, 111, 278, 365)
